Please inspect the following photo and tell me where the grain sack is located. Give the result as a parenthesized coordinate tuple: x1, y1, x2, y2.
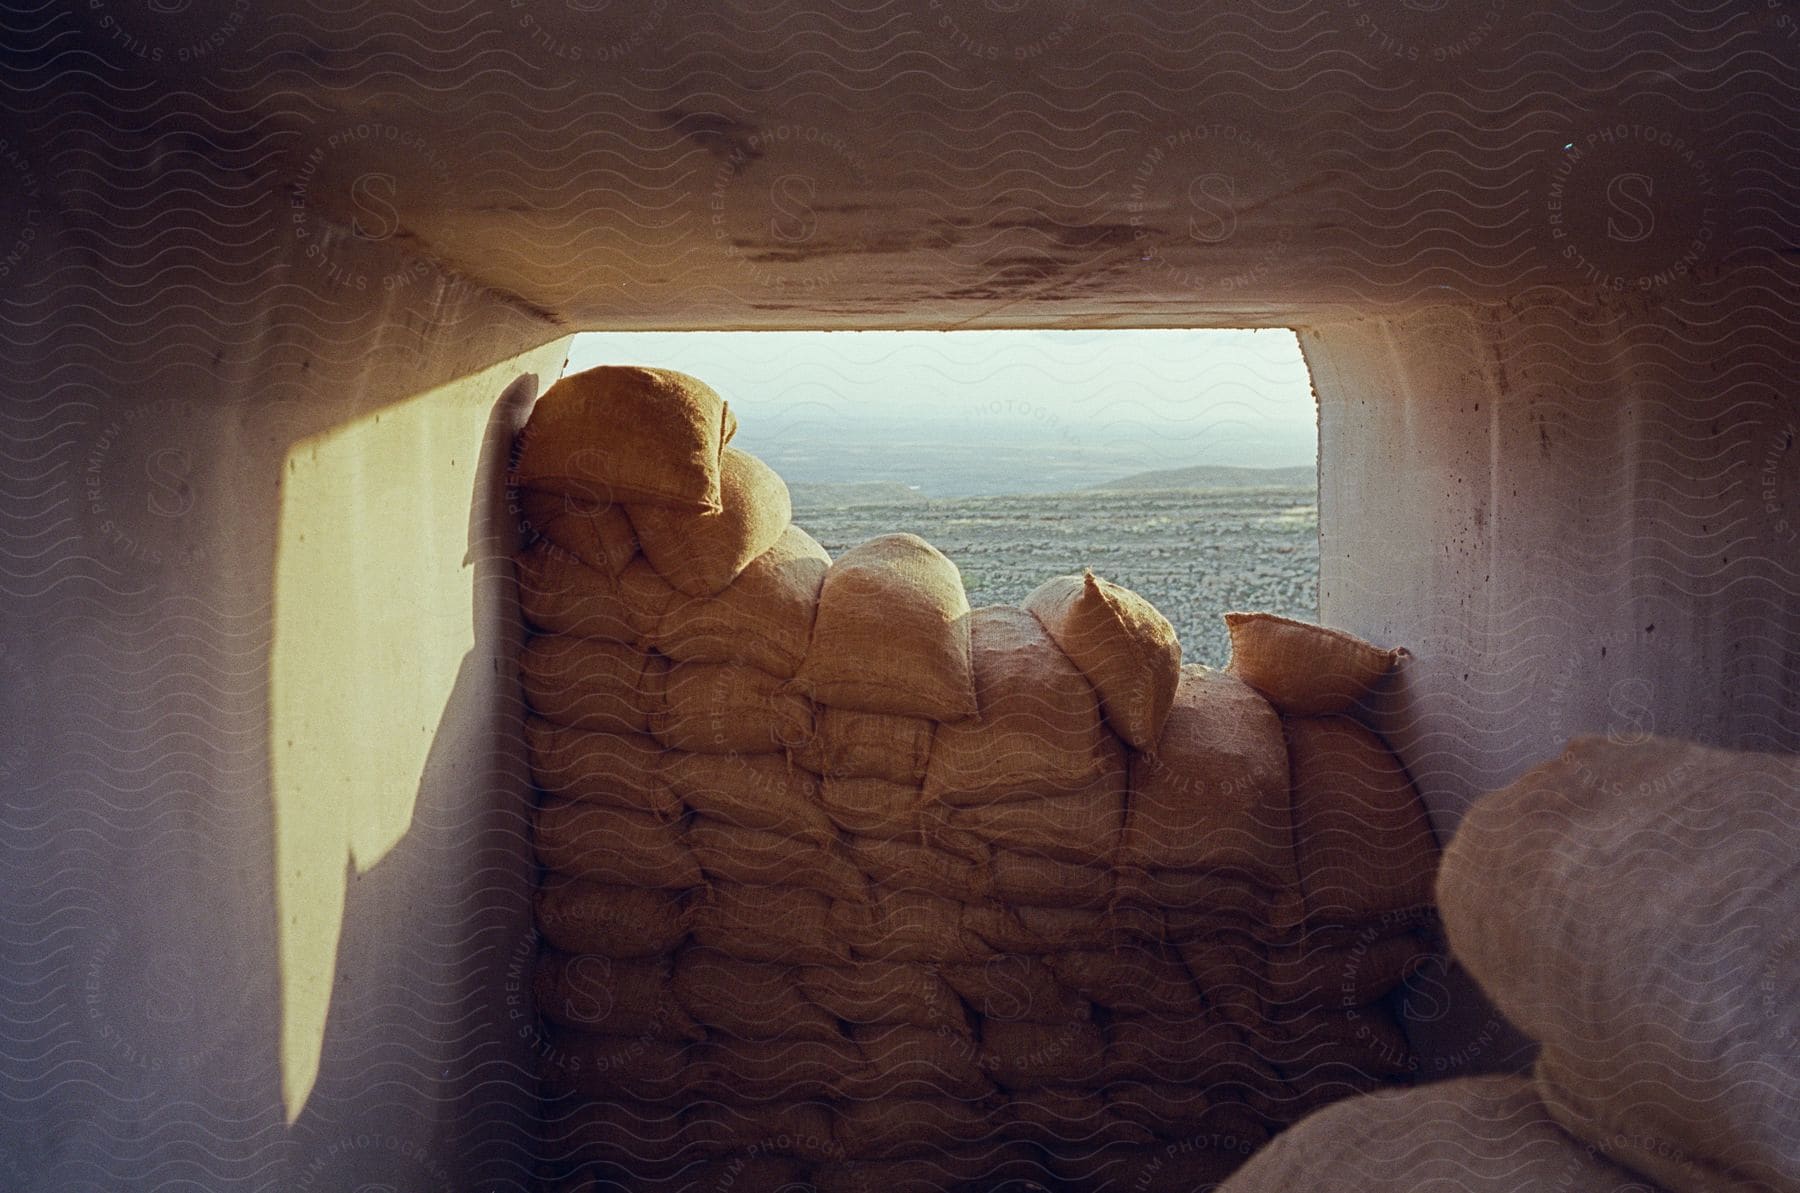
(650, 660, 813, 754)
(943, 955, 1091, 1024)
(689, 882, 848, 965)
(792, 533, 977, 720)
(534, 951, 703, 1040)
(533, 875, 689, 957)
(1122, 666, 1297, 893)
(818, 776, 985, 862)
(1105, 1011, 1280, 1092)
(670, 949, 842, 1042)
(533, 797, 702, 889)
(696, 1034, 866, 1100)
(512, 365, 736, 513)
(1286, 715, 1440, 924)
(538, 1098, 693, 1177)
(796, 961, 969, 1033)
(684, 1098, 839, 1162)
(1262, 928, 1436, 1012)
(1047, 945, 1200, 1015)
(1223, 611, 1406, 718)
(655, 524, 830, 678)
(969, 904, 1125, 954)
(1107, 1082, 1274, 1142)
(950, 784, 1125, 867)
(519, 635, 667, 733)
(831, 1096, 995, 1159)
(540, 1029, 705, 1102)
(630, 448, 793, 597)
(1005, 1086, 1154, 1148)
(1024, 569, 1182, 751)
(1117, 868, 1297, 929)
(989, 849, 1114, 909)
(849, 1023, 993, 1099)
(848, 835, 989, 903)
(831, 889, 994, 963)
(661, 751, 834, 844)
(516, 486, 639, 576)
(617, 556, 682, 641)
(1437, 736, 1800, 1193)
(980, 1018, 1107, 1088)
(524, 717, 676, 818)
(923, 605, 1118, 804)
(1216, 1076, 1656, 1193)
(811, 1143, 1041, 1193)
(515, 540, 637, 642)
(794, 706, 934, 784)
(686, 818, 867, 902)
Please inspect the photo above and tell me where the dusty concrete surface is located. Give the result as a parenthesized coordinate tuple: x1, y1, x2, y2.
(0, 0, 1793, 1187)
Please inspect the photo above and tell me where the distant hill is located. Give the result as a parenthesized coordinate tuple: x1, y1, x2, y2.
(1087, 463, 1315, 492)
(789, 480, 931, 506)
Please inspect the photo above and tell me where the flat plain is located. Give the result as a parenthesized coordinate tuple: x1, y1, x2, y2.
(791, 484, 1319, 669)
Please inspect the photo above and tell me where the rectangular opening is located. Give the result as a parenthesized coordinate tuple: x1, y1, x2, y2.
(563, 328, 1317, 665)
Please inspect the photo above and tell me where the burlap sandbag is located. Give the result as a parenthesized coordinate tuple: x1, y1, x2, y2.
(512, 365, 736, 513)
(989, 849, 1115, 909)
(942, 954, 1092, 1024)
(950, 782, 1126, 867)
(1105, 1008, 1282, 1092)
(1115, 867, 1298, 928)
(831, 1096, 995, 1160)
(1107, 1082, 1274, 1143)
(794, 705, 934, 784)
(792, 533, 977, 720)
(849, 1023, 993, 1100)
(533, 875, 689, 957)
(688, 881, 849, 965)
(980, 1018, 1108, 1088)
(969, 903, 1129, 955)
(649, 660, 813, 755)
(1025, 570, 1182, 751)
(696, 1033, 867, 1100)
(519, 635, 667, 733)
(1437, 735, 1800, 1193)
(1122, 666, 1298, 894)
(686, 817, 868, 902)
(660, 750, 834, 844)
(817, 776, 986, 864)
(1263, 926, 1436, 1012)
(1286, 714, 1440, 924)
(540, 1029, 705, 1103)
(848, 835, 990, 903)
(616, 556, 681, 642)
(670, 949, 842, 1042)
(923, 605, 1118, 804)
(533, 950, 703, 1040)
(831, 888, 995, 963)
(1004, 1086, 1155, 1148)
(1223, 611, 1406, 718)
(1217, 1076, 1658, 1193)
(516, 486, 638, 576)
(1249, 1002, 1417, 1120)
(1047, 945, 1200, 1016)
(684, 1098, 839, 1162)
(524, 716, 676, 818)
(532, 797, 702, 889)
(514, 540, 637, 642)
(655, 524, 830, 678)
(629, 447, 793, 597)
(796, 961, 970, 1032)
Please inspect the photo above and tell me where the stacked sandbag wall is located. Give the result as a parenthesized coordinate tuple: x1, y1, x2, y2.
(511, 366, 1446, 1193)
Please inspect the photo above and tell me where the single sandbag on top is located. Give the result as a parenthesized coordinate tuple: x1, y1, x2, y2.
(516, 487, 638, 576)
(1024, 570, 1182, 751)
(1121, 666, 1298, 892)
(792, 533, 978, 721)
(1286, 715, 1441, 925)
(514, 540, 637, 642)
(1215, 1076, 1655, 1193)
(1437, 736, 1800, 1193)
(518, 634, 667, 733)
(512, 365, 737, 513)
(1224, 611, 1407, 718)
(649, 660, 813, 754)
(923, 605, 1120, 804)
(655, 524, 830, 678)
(628, 447, 793, 597)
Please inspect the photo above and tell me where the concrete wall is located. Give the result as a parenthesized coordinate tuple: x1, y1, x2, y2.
(0, 131, 569, 1187)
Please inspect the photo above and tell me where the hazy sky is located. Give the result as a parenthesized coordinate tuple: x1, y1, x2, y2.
(565, 329, 1316, 495)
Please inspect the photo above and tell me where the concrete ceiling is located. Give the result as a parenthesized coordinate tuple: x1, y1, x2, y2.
(14, 0, 1797, 329)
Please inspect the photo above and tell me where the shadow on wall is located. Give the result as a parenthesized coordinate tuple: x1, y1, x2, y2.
(269, 365, 546, 1187)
